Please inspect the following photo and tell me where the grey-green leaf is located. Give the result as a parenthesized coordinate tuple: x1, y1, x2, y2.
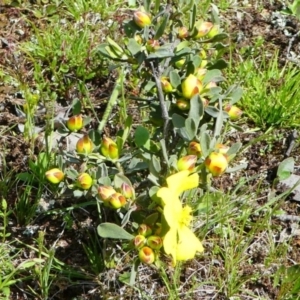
(97, 223, 134, 240)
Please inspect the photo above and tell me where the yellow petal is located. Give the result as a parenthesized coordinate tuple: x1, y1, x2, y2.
(176, 226, 204, 261)
(166, 171, 199, 195)
(163, 228, 178, 264)
(163, 200, 182, 228)
(157, 186, 182, 208)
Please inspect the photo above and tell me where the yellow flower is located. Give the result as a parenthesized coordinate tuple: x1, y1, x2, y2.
(157, 171, 204, 265)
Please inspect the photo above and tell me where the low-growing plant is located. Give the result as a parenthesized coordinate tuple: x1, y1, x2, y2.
(41, 0, 244, 286)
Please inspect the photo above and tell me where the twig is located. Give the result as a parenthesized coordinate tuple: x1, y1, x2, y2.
(284, 129, 298, 157)
(286, 30, 300, 66)
(149, 61, 170, 139)
(274, 214, 300, 222)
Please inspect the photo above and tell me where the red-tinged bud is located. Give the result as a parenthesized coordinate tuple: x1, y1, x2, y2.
(195, 21, 214, 38)
(177, 155, 197, 172)
(76, 135, 94, 154)
(205, 152, 228, 177)
(120, 182, 135, 199)
(178, 27, 189, 39)
(224, 104, 243, 121)
(133, 235, 146, 249)
(188, 141, 202, 157)
(194, 68, 207, 81)
(207, 25, 219, 39)
(138, 224, 152, 237)
(146, 39, 160, 52)
(161, 77, 173, 93)
(66, 115, 83, 132)
(139, 246, 155, 264)
(100, 137, 119, 160)
(147, 235, 163, 250)
(45, 168, 64, 184)
(202, 97, 209, 107)
(134, 34, 143, 44)
(133, 11, 151, 28)
(205, 81, 217, 89)
(109, 192, 126, 209)
(98, 186, 116, 201)
(200, 60, 208, 68)
(199, 49, 207, 59)
(181, 74, 203, 99)
(77, 173, 93, 190)
(176, 98, 190, 111)
(216, 143, 229, 154)
(174, 58, 185, 69)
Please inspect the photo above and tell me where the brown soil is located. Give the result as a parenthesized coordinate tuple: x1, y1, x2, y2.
(1, 1, 300, 299)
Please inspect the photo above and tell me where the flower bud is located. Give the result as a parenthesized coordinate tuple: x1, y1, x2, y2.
(202, 97, 209, 107)
(77, 173, 93, 190)
(181, 74, 203, 99)
(205, 152, 228, 176)
(132, 235, 146, 249)
(161, 77, 173, 93)
(174, 58, 185, 69)
(45, 168, 64, 184)
(147, 235, 163, 250)
(188, 141, 201, 157)
(224, 104, 243, 121)
(139, 246, 155, 264)
(146, 39, 160, 52)
(100, 137, 119, 160)
(204, 81, 217, 90)
(138, 224, 152, 237)
(176, 98, 190, 111)
(109, 192, 126, 209)
(120, 182, 135, 199)
(216, 143, 229, 154)
(66, 115, 83, 132)
(134, 34, 143, 44)
(98, 186, 116, 203)
(194, 68, 207, 81)
(76, 135, 94, 154)
(195, 21, 214, 38)
(207, 25, 219, 39)
(178, 27, 189, 39)
(133, 11, 151, 28)
(177, 155, 197, 172)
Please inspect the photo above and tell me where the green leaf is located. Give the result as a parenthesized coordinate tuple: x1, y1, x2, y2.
(97, 223, 134, 240)
(134, 126, 150, 147)
(154, 13, 169, 39)
(203, 69, 224, 84)
(147, 46, 174, 59)
(189, 3, 197, 31)
(172, 113, 185, 128)
(188, 95, 204, 128)
(114, 173, 133, 190)
(205, 106, 228, 118)
(213, 103, 223, 138)
(200, 128, 210, 157)
(127, 38, 142, 56)
(227, 86, 243, 104)
(184, 117, 197, 140)
(130, 259, 140, 286)
(169, 70, 181, 89)
(149, 155, 161, 176)
(277, 157, 294, 180)
(227, 142, 242, 156)
(208, 59, 228, 70)
(143, 212, 159, 226)
(72, 98, 81, 115)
